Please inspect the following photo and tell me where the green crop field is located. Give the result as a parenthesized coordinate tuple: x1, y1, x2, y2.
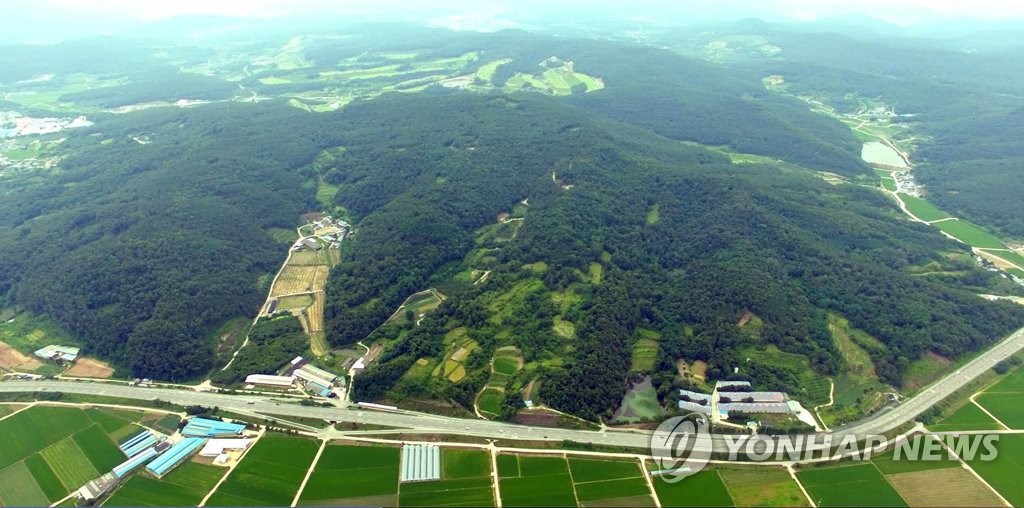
(104, 462, 225, 506)
(399, 476, 494, 506)
(575, 477, 650, 503)
(207, 436, 319, 506)
(73, 424, 126, 473)
(871, 435, 961, 474)
(984, 371, 1024, 393)
(933, 219, 1006, 249)
(0, 461, 50, 506)
(0, 406, 93, 469)
(567, 457, 652, 505)
(40, 436, 100, 491)
(797, 463, 906, 507)
(24, 454, 65, 502)
(652, 470, 733, 507)
(967, 434, 1024, 506)
(719, 467, 809, 506)
(84, 407, 143, 433)
(898, 194, 952, 222)
(499, 454, 577, 507)
(568, 457, 643, 482)
(976, 393, 1024, 428)
(929, 402, 1001, 432)
(478, 387, 504, 417)
(442, 449, 491, 479)
(299, 444, 400, 503)
(493, 356, 520, 376)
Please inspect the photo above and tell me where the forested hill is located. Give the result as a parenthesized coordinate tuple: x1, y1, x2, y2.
(324, 92, 1024, 420)
(0, 102, 344, 380)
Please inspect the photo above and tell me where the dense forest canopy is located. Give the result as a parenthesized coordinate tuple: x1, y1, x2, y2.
(0, 24, 1021, 420)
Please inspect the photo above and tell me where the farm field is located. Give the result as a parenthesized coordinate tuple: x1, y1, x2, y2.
(386, 290, 444, 325)
(974, 393, 1024, 428)
(718, 467, 810, 506)
(796, 463, 906, 507)
(886, 466, 1004, 507)
(898, 194, 952, 222)
(985, 250, 1024, 269)
(933, 219, 1006, 249)
(630, 329, 660, 373)
(399, 449, 494, 507)
(477, 387, 504, 417)
(929, 401, 1002, 431)
(0, 405, 141, 505)
(206, 435, 319, 506)
(104, 462, 225, 506)
(567, 457, 653, 506)
(269, 265, 327, 298)
(498, 454, 577, 507)
(298, 444, 400, 505)
(651, 469, 733, 507)
(967, 433, 1024, 506)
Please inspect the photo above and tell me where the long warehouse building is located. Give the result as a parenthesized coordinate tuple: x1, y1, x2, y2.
(113, 447, 159, 478)
(400, 444, 440, 482)
(182, 417, 247, 437)
(147, 438, 207, 477)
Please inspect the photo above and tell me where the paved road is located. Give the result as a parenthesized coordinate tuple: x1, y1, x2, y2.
(3, 326, 1023, 456)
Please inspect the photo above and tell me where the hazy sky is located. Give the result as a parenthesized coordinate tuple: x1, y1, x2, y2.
(3, 0, 1024, 42)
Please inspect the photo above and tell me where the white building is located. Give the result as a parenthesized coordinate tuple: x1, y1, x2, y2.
(200, 439, 252, 457)
(244, 374, 295, 387)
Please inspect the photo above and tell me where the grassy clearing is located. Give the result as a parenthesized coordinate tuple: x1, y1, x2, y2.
(493, 356, 520, 376)
(207, 436, 319, 506)
(719, 466, 810, 506)
(588, 262, 603, 284)
(476, 58, 512, 82)
(796, 463, 906, 507)
(902, 352, 952, 390)
(630, 330, 660, 373)
(652, 469, 733, 507)
(299, 444, 400, 502)
(898, 194, 952, 222)
(741, 345, 831, 406)
(933, 219, 1006, 249)
(442, 449, 491, 479)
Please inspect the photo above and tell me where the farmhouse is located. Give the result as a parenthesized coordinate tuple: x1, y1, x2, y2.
(245, 373, 295, 387)
(34, 344, 79, 362)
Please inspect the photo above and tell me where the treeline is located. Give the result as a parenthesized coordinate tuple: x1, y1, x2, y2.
(211, 316, 307, 385)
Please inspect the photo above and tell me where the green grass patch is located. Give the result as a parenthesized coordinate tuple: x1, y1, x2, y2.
(0, 461, 49, 506)
(575, 476, 650, 502)
(630, 338, 660, 373)
(299, 444, 400, 502)
(552, 316, 575, 338)
(933, 219, 1006, 249)
(207, 436, 319, 506)
(740, 345, 831, 406)
(496, 454, 519, 477)
(84, 407, 142, 433)
(500, 473, 576, 507)
(646, 203, 660, 225)
(984, 250, 1024, 269)
(652, 469, 733, 507)
(588, 262, 603, 284)
(899, 194, 952, 222)
(719, 466, 810, 507)
(796, 463, 906, 507)
(399, 476, 494, 506)
(0, 311, 81, 358)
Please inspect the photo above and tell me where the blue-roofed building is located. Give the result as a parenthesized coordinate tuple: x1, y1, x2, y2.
(113, 447, 159, 478)
(181, 417, 246, 437)
(146, 438, 207, 477)
(122, 434, 164, 458)
(304, 380, 332, 397)
(119, 430, 152, 455)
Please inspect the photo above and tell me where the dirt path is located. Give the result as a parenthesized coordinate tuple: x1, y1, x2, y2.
(813, 379, 835, 431)
(969, 395, 1011, 430)
(788, 464, 817, 508)
(291, 439, 327, 506)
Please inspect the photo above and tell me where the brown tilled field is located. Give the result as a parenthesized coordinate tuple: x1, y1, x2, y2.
(271, 266, 320, 297)
(887, 467, 1003, 507)
(65, 357, 114, 378)
(0, 341, 34, 370)
(308, 292, 324, 332)
(288, 250, 325, 266)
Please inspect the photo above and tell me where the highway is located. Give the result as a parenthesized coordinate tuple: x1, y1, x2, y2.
(3, 325, 1023, 457)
